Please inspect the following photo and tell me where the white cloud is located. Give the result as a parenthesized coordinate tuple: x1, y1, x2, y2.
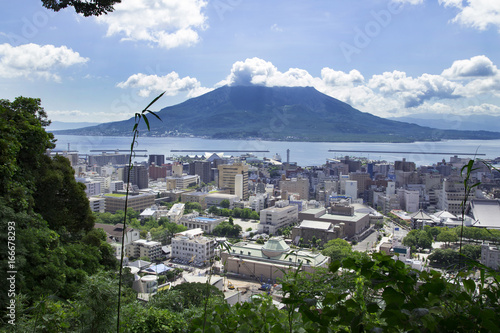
(439, 0, 500, 32)
(392, 0, 424, 5)
(120, 56, 500, 119)
(271, 24, 283, 32)
(48, 110, 129, 123)
(96, 0, 208, 49)
(464, 103, 500, 115)
(0, 43, 88, 81)
(117, 72, 212, 98)
(368, 71, 462, 107)
(321, 68, 364, 86)
(442, 55, 499, 78)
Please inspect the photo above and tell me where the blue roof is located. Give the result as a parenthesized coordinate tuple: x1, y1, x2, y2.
(144, 263, 172, 274)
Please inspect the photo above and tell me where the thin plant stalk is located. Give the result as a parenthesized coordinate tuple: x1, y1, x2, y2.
(116, 92, 164, 333)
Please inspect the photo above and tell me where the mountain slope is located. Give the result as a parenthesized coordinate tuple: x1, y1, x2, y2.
(55, 85, 500, 142)
(387, 113, 500, 133)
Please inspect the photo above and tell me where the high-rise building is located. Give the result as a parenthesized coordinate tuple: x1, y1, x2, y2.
(124, 164, 149, 189)
(149, 154, 165, 166)
(189, 160, 212, 183)
(218, 161, 249, 199)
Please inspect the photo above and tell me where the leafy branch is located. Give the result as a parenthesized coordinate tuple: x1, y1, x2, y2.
(116, 92, 164, 333)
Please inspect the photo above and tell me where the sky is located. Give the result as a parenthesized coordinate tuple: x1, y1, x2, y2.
(1, 0, 500, 123)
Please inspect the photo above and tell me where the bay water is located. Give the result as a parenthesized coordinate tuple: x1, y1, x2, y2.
(53, 135, 500, 167)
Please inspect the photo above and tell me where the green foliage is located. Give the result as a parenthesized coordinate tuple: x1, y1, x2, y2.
(436, 228, 459, 246)
(403, 229, 433, 251)
(171, 283, 224, 309)
(212, 221, 242, 238)
(219, 199, 230, 209)
(41, 0, 121, 16)
(322, 238, 352, 262)
(34, 155, 95, 239)
(0, 97, 55, 212)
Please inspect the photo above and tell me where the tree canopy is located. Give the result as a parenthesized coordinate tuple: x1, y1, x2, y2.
(41, 0, 121, 16)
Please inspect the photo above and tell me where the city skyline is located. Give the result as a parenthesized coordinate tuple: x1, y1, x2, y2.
(1, 0, 499, 123)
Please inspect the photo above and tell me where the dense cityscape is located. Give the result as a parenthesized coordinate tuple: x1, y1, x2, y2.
(3, 0, 500, 331)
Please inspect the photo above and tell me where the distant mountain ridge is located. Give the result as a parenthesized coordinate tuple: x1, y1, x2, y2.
(47, 121, 101, 131)
(54, 85, 500, 142)
(387, 113, 500, 133)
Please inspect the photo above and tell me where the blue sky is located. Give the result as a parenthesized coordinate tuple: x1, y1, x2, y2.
(1, 0, 499, 123)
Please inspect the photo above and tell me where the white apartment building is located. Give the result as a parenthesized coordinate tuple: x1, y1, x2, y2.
(167, 203, 185, 223)
(249, 194, 266, 212)
(171, 228, 216, 264)
(110, 180, 124, 192)
(89, 197, 106, 213)
(397, 188, 420, 213)
(481, 243, 500, 270)
(127, 239, 162, 261)
(438, 179, 475, 216)
(258, 200, 299, 234)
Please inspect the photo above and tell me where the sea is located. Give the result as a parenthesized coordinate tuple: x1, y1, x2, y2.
(53, 135, 500, 167)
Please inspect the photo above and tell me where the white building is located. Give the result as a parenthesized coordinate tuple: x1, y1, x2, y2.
(110, 180, 124, 192)
(258, 200, 299, 234)
(89, 197, 106, 213)
(167, 203, 185, 223)
(127, 239, 163, 261)
(171, 228, 216, 264)
(438, 179, 475, 216)
(180, 212, 226, 233)
(481, 243, 500, 270)
(205, 193, 239, 209)
(344, 180, 358, 201)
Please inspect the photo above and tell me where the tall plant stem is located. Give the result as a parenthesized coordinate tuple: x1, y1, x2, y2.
(115, 92, 164, 333)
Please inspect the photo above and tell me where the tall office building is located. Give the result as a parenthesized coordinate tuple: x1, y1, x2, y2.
(189, 160, 212, 184)
(218, 161, 249, 200)
(149, 154, 165, 166)
(124, 164, 149, 189)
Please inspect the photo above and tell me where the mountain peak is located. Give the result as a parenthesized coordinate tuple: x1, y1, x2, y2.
(54, 85, 500, 142)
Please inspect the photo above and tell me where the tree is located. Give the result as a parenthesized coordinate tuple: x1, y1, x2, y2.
(437, 228, 459, 247)
(34, 155, 95, 238)
(0, 97, 55, 212)
(402, 229, 432, 251)
(219, 199, 230, 209)
(321, 238, 352, 262)
(41, 0, 121, 16)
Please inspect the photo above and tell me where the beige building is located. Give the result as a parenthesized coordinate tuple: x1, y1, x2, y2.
(258, 201, 299, 234)
(181, 191, 209, 209)
(218, 162, 249, 200)
(299, 203, 370, 240)
(103, 193, 155, 213)
(166, 174, 200, 190)
(279, 177, 310, 200)
(291, 220, 344, 246)
(171, 228, 216, 264)
(221, 237, 329, 281)
(127, 239, 162, 261)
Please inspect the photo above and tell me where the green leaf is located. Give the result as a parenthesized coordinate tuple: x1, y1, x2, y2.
(143, 114, 150, 131)
(142, 91, 165, 112)
(147, 110, 162, 121)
